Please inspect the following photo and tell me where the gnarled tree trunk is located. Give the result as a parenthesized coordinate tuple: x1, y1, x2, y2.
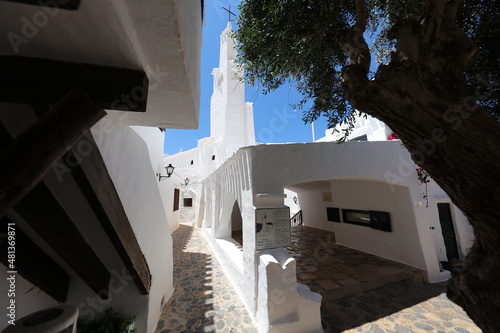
(341, 0, 500, 331)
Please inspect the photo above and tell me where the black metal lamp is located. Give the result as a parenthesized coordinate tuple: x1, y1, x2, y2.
(293, 196, 298, 204)
(159, 164, 175, 181)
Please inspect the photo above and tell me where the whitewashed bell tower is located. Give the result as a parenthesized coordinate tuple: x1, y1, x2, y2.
(210, 22, 255, 157)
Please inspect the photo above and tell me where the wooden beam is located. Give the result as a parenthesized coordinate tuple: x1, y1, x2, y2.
(14, 182, 111, 298)
(0, 55, 148, 112)
(67, 134, 151, 294)
(0, 216, 71, 302)
(0, 88, 106, 218)
(2, 0, 80, 10)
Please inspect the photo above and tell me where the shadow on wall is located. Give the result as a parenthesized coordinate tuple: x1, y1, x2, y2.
(156, 225, 216, 331)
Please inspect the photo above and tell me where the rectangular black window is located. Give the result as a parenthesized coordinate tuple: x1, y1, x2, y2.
(183, 198, 193, 207)
(343, 209, 371, 226)
(370, 211, 392, 232)
(326, 207, 341, 222)
(342, 209, 391, 232)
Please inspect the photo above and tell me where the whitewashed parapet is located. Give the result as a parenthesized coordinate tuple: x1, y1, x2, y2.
(257, 248, 323, 333)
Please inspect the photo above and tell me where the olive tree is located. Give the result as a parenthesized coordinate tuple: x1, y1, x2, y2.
(234, 0, 500, 331)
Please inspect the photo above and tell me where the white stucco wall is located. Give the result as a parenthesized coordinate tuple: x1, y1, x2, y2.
(317, 114, 390, 142)
(202, 151, 258, 319)
(131, 126, 178, 234)
(92, 116, 174, 332)
(248, 141, 465, 282)
(284, 188, 301, 217)
(131, 126, 164, 174)
(293, 185, 335, 232)
(329, 179, 426, 269)
(314, 112, 474, 276)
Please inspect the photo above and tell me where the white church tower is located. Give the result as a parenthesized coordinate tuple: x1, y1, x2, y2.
(210, 22, 255, 157)
(164, 22, 256, 225)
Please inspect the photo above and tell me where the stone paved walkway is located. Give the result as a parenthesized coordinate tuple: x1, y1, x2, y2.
(287, 227, 426, 301)
(287, 226, 481, 333)
(324, 280, 480, 333)
(155, 224, 257, 333)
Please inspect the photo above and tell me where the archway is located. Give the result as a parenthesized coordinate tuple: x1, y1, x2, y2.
(230, 201, 243, 245)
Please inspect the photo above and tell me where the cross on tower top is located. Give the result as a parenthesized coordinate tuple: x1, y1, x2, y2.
(222, 6, 236, 22)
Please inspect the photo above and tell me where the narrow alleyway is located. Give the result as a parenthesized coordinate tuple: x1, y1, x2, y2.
(155, 224, 258, 333)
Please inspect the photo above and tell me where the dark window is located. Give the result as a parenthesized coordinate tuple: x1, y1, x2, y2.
(173, 189, 180, 211)
(342, 209, 371, 226)
(212, 155, 215, 160)
(184, 198, 193, 207)
(342, 209, 392, 232)
(326, 207, 341, 222)
(370, 211, 391, 232)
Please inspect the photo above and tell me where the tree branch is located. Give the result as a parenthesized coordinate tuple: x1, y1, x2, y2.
(355, 0, 368, 31)
(420, 0, 477, 80)
(339, 0, 370, 75)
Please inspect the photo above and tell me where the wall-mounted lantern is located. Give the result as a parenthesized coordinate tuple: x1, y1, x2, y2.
(159, 164, 175, 181)
(293, 196, 298, 204)
(181, 178, 190, 186)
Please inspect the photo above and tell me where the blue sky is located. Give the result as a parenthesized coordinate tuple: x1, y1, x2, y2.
(163, 1, 329, 155)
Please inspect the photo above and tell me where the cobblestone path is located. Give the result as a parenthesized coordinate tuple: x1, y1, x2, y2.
(155, 224, 258, 333)
(288, 226, 481, 333)
(325, 280, 481, 333)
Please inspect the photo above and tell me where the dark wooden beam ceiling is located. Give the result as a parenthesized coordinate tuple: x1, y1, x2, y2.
(14, 182, 111, 298)
(0, 55, 148, 112)
(0, 88, 106, 218)
(0, 216, 71, 302)
(1, 0, 80, 10)
(67, 134, 151, 294)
